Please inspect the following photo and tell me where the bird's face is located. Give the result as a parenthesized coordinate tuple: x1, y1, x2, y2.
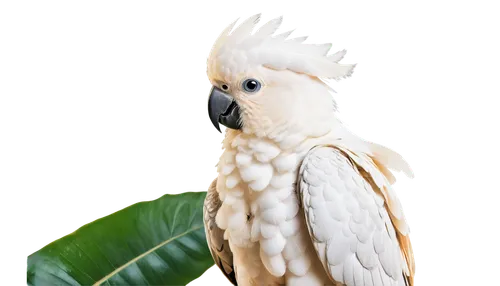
(207, 65, 337, 139)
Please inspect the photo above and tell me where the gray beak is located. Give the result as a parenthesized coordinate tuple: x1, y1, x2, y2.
(208, 86, 242, 132)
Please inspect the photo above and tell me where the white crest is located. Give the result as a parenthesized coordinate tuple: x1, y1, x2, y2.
(208, 14, 356, 80)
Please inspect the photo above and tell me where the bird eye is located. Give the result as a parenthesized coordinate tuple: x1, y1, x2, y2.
(242, 79, 261, 93)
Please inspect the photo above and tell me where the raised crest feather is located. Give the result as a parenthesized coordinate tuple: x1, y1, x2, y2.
(208, 15, 356, 80)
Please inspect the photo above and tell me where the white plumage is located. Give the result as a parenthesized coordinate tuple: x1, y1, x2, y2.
(300, 146, 410, 286)
(203, 15, 414, 286)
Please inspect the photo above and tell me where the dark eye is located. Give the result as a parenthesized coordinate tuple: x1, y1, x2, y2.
(242, 79, 261, 93)
(221, 84, 229, 91)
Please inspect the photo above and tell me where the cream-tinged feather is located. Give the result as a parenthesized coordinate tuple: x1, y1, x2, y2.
(205, 15, 414, 286)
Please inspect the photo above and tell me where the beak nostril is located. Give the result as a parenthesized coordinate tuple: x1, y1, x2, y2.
(221, 84, 229, 91)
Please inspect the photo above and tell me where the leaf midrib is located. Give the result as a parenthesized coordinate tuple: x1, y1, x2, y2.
(93, 224, 204, 286)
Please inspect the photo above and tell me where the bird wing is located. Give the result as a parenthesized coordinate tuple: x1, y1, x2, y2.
(203, 179, 237, 285)
(298, 145, 414, 286)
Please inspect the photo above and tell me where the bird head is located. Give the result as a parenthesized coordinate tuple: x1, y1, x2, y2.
(207, 15, 355, 142)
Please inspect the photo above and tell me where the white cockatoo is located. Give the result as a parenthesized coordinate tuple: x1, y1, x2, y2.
(203, 15, 415, 286)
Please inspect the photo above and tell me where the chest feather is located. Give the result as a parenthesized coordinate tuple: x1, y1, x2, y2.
(215, 134, 304, 244)
(215, 133, 334, 281)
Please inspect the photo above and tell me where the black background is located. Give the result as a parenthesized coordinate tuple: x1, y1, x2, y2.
(19, 3, 444, 285)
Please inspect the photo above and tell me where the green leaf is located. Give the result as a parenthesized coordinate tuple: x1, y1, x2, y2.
(27, 192, 214, 286)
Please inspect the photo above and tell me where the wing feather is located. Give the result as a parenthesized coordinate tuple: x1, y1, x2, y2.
(334, 144, 415, 284)
(298, 146, 414, 286)
(203, 179, 237, 285)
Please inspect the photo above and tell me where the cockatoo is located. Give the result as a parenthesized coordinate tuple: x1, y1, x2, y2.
(203, 15, 415, 286)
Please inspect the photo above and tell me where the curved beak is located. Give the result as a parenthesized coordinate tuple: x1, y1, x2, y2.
(208, 86, 242, 132)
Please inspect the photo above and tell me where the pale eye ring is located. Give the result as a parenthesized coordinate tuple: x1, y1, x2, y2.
(221, 84, 229, 91)
(242, 79, 261, 93)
